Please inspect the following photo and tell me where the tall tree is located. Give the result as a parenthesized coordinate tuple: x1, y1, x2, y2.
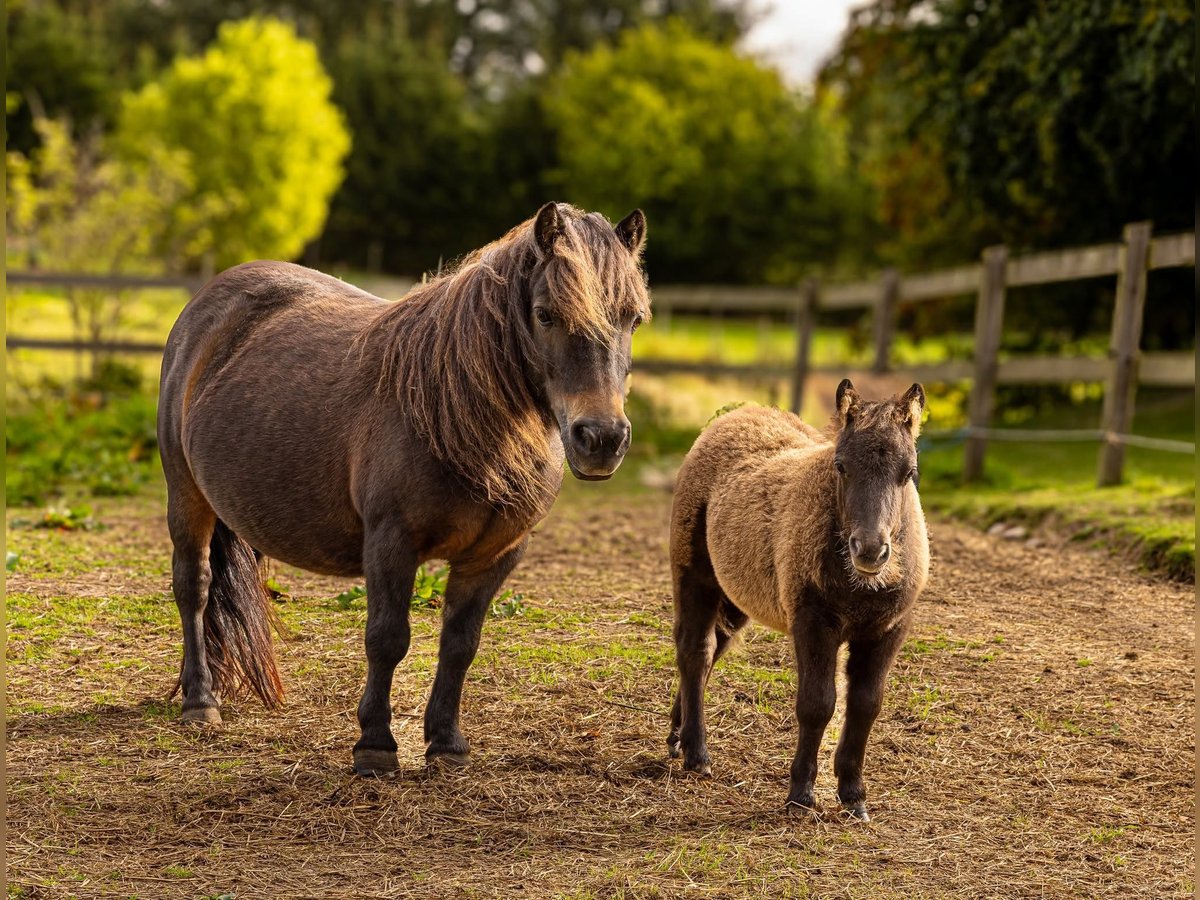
(115, 17, 350, 268)
(547, 21, 855, 283)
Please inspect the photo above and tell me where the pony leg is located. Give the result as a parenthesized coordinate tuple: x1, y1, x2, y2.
(424, 539, 528, 765)
(670, 562, 742, 775)
(786, 608, 840, 814)
(668, 596, 746, 766)
(167, 479, 221, 724)
(833, 622, 909, 821)
(353, 524, 417, 776)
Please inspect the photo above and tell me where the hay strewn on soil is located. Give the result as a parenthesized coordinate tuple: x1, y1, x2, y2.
(5, 486, 1195, 899)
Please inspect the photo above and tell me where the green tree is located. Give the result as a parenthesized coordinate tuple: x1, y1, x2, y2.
(5, 3, 115, 156)
(321, 30, 494, 274)
(6, 115, 192, 362)
(116, 17, 351, 268)
(822, 0, 1195, 253)
(547, 21, 855, 283)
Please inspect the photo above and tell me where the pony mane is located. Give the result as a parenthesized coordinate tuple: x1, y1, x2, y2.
(361, 205, 650, 509)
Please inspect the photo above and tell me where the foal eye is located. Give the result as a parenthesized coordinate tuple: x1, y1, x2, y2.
(907, 467, 919, 486)
(834, 461, 846, 476)
(534, 307, 554, 328)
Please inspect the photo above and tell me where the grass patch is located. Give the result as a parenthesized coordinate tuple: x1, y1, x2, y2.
(918, 392, 1194, 579)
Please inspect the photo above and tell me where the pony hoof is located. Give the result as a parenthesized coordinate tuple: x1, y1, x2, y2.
(426, 751, 471, 770)
(785, 800, 819, 818)
(683, 760, 712, 777)
(353, 748, 400, 777)
(667, 741, 682, 759)
(180, 706, 222, 726)
(842, 803, 871, 823)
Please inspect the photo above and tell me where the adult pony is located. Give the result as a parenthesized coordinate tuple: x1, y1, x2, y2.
(667, 381, 929, 820)
(159, 203, 650, 775)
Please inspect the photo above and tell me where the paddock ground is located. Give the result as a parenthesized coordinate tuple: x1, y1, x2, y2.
(5, 483, 1194, 898)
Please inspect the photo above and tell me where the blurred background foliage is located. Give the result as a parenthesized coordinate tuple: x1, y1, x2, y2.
(6, 0, 1193, 290)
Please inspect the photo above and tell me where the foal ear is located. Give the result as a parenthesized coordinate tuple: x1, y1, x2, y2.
(534, 202, 563, 255)
(614, 209, 647, 255)
(897, 382, 926, 437)
(835, 378, 860, 425)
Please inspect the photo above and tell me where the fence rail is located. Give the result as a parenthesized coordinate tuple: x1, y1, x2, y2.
(6, 225, 1195, 485)
(647, 223, 1195, 486)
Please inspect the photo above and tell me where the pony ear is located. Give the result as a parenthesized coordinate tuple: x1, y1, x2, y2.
(897, 382, 926, 437)
(835, 378, 860, 425)
(614, 209, 647, 255)
(534, 202, 562, 254)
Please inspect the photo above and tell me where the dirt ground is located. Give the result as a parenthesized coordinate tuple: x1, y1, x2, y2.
(5, 482, 1195, 899)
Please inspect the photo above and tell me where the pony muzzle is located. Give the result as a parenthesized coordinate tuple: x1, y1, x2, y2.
(563, 415, 631, 480)
(849, 533, 891, 575)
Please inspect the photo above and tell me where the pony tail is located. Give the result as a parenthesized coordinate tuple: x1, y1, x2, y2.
(200, 521, 284, 708)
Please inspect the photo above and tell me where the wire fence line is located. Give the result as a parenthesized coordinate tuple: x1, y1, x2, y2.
(923, 426, 1194, 454)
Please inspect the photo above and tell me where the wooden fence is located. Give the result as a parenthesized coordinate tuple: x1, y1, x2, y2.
(643, 222, 1195, 486)
(6, 223, 1195, 485)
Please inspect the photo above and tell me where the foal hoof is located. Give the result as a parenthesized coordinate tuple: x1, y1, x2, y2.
(353, 748, 400, 777)
(842, 802, 871, 823)
(785, 800, 819, 819)
(425, 750, 471, 770)
(180, 706, 222, 726)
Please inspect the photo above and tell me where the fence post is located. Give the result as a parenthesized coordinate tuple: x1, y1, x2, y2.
(790, 278, 817, 415)
(1097, 221, 1152, 486)
(872, 268, 900, 373)
(963, 245, 1008, 482)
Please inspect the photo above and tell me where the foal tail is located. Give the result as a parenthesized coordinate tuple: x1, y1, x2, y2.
(199, 520, 284, 708)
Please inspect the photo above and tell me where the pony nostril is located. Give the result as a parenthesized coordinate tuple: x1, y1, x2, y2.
(615, 419, 631, 455)
(849, 536, 863, 557)
(877, 543, 891, 564)
(571, 421, 602, 455)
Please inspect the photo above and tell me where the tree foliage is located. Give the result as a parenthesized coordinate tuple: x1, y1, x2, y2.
(821, 0, 1195, 257)
(5, 3, 115, 156)
(116, 17, 350, 268)
(547, 22, 856, 283)
(7, 116, 190, 272)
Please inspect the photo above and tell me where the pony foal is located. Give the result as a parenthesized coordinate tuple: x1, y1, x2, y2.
(667, 380, 929, 820)
(159, 203, 649, 775)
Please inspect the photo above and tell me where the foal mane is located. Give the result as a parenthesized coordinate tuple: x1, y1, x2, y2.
(362, 205, 649, 509)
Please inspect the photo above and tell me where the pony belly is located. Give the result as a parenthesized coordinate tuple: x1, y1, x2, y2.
(707, 534, 791, 634)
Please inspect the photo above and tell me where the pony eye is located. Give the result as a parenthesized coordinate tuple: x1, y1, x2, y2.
(835, 460, 846, 476)
(908, 467, 919, 486)
(631, 314, 643, 333)
(535, 307, 554, 327)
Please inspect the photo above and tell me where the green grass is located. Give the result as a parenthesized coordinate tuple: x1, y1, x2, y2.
(918, 392, 1194, 579)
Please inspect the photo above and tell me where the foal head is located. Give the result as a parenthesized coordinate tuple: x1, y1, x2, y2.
(831, 379, 925, 586)
(523, 202, 650, 480)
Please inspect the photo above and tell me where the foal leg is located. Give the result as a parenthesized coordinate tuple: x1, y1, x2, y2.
(833, 622, 908, 821)
(424, 539, 528, 765)
(167, 478, 221, 724)
(669, 566, 742, 775)
(786, 609, 840, 813)
(353, 523, 418, 776)
(668, 596, 747, 767)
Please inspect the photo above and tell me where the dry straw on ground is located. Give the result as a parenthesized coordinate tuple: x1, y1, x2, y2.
(5, 487, 1194, 898)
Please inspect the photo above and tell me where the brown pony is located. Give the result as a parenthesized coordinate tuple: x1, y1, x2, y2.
(158, 203, 649, 775)
(667, 380, 929, 820)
